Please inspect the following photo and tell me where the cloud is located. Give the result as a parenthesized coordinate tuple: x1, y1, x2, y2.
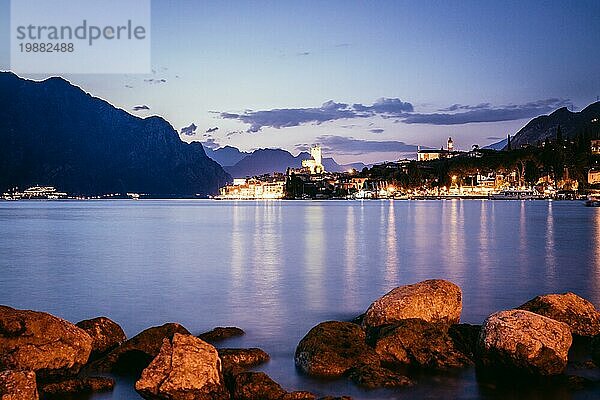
(206, 127, 219, 133)
(180, 123, 197, 136)
(132, 105, 150, 111)
(438, 103, 491, 112)
(404, 99, 570, 125)
(297, 51, 310, 56)
(144, 78, 167, 84)
(369, 128, 384, 134)
(202, 138, 220, 150)
(220, 98, 413, 132)
(486, 136, 503, 140)
(296, 135, 418, 155)
(220, 98, 570, 131)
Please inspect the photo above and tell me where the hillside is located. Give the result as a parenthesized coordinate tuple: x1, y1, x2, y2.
(508, 102, 600, 149)
(0, 72, 229, 196)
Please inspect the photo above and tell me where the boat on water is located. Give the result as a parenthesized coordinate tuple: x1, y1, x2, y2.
(490, 189, 544, 200)
(585, 196, 600, 207)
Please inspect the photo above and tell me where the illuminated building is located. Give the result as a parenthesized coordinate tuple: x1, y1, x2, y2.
(589, 169, 600, 185)
(301, 145, 325, 174)
(417, 137, 461, 161)
(592, 140, 600, 155)
(217, 178, 285, 199)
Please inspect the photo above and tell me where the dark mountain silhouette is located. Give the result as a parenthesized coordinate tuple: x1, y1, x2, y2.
(506, 102, 600, 149)
(222, 147, 366, 178)
(0, 72, 229, 196)
(203, 145, 249, 166)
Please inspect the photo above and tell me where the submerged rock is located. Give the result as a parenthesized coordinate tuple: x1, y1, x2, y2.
(0, 370, 39, 400)
(518, 292, 600, 337)
(91, 322, 190, 374)
(218, 347, 270, 373)
(478, 309, 572, 375)
(231, 371, 286, 400)
(0, 305, 92, 379)
(347, 364, 413, 389)
(135, 333, 229, 400)
(362, 280, 462, 329)
(40, 376, 114, 397)
(371, 319, 472, 370)
(198, 327, 245, 343)
(76, 316, 127, 358)
(295, 321, 380, 378)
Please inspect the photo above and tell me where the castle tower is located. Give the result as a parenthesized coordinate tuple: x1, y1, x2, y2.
(447, 137, 454, 151)
(311, 145, 322, 166)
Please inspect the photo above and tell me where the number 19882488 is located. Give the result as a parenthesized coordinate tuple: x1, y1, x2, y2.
(19, 43, 74, 52)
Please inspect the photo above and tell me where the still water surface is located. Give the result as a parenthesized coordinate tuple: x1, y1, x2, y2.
(1, 200, 599, 399)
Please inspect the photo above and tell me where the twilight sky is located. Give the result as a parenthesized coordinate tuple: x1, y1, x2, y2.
(2, 0, 600, 163)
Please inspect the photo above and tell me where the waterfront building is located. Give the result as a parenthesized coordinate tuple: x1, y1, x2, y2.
(217, 178, 285, 199)
(417, 137, 462, 161)
(589, 169, 600, 185)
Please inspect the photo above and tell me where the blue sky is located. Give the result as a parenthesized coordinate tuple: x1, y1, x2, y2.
(2, 0, 600, 163)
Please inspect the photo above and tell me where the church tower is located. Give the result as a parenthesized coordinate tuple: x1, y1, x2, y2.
(447, 137, 454, 151)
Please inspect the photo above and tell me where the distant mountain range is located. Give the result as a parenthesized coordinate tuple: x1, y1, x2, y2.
(203, 145, 250, 167)
(488, 102, 600, 150)
(203, 146, 367, 177)
(0, 72, 229, 196)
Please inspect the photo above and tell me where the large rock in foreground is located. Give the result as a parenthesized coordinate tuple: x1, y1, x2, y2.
(478, 310, 572, 375)
(363, 280, 462, 328)
(518, 292, 600, 337)
(295, 321, 380, 378)
(0, 305, 92, 379)
(92, 322, 190, 374)
(135, 333, 229, 400)
(0, 370, 39, 400)
(76, 317, 127, 358)
(371, 319, 472, 370)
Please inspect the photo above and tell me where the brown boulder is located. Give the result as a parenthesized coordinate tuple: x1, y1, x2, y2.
(282, 391, 317, 400)
(478, 309, 572, 375)
(294, 321, 380, 378)
(198, 327, 245, 343)
(40, 376, 114, 397)
(231, 372, 286, 400)
(447, 324, 481, 361)
(371, 319, 472, 370)
(135, 333, 229, 400)
(0, 370, 38, 400)
(91, 322, 190, 374)
(362, 280, 462, 329)
(347, 364, 413, 389)
(518, 292, 600, 337)
(218, 348, 270, 373)
(0, 306, 92, 379)
(76, 317, 126, 358)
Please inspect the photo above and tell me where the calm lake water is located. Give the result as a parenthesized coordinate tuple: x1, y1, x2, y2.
(1, 200, 599, 399)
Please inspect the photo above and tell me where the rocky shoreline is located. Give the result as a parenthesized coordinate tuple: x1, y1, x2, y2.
(2, 279, 600, 399)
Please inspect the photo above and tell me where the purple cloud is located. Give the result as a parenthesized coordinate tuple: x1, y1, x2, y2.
(132, 105, 150, 111)
(180, 123, 197, 136)
(296, 135, 418, 155)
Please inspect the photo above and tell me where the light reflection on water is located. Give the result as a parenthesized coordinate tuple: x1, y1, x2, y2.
(0, 199, 599, 399)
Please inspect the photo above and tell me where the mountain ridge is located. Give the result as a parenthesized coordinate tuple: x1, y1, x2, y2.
(0, 72, 229, 196)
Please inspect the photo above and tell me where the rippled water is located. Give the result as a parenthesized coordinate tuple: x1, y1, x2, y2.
(1, 200, 599, 399)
